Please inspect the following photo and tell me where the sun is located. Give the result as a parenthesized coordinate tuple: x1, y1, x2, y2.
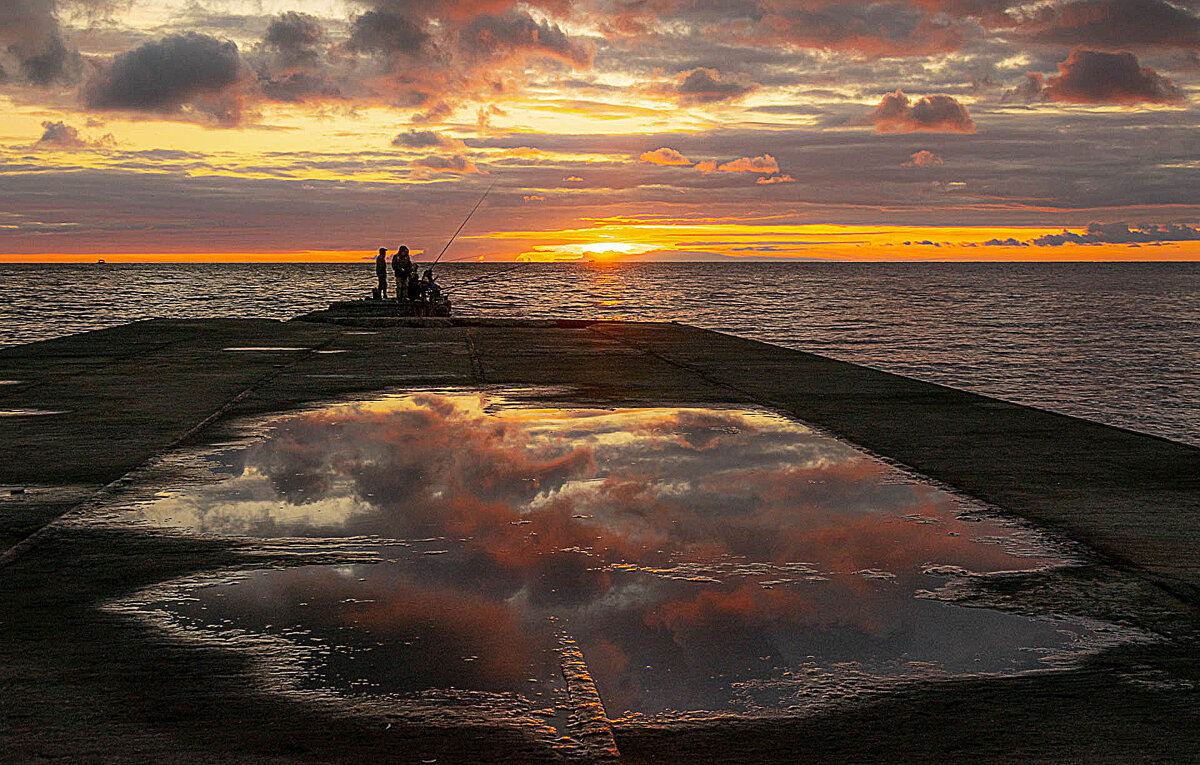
(573, 242, 658, 260)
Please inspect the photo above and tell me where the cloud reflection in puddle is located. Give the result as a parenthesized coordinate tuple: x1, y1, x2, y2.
(116, 391, 1133, 729)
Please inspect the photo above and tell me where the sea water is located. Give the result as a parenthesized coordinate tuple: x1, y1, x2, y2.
(1, 261, 1196, 445)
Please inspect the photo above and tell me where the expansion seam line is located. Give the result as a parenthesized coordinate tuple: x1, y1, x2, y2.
(0, 328, 346, 569)
(462, 327, 486, 384)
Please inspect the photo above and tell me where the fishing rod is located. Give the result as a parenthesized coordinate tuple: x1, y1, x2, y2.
(431, 183, 495, 266)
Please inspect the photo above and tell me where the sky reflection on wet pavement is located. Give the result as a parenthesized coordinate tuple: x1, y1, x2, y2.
(121, 391, 1117, 727)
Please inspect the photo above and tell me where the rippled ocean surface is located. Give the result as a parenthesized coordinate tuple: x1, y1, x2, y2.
(1, 262, 1197, 446)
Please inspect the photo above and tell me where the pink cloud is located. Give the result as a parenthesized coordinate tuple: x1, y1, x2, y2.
(904, 150, 944, 167)
(1013, 48, 1184, 105)
(864, 90, 975, 134)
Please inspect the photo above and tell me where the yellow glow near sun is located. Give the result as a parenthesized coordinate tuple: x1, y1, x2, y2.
(474, 221, 1200, 263)
(576, 242, 659, 256)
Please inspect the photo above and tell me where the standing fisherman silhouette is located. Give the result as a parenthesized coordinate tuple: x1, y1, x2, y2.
(374, 248, 388, 299)
(392, 246, 412, 302)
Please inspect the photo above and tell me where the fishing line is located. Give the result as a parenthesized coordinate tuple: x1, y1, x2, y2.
(443, 262, 525, 293)
(436, 251, 491, 264)
(431, 183, 495, 266)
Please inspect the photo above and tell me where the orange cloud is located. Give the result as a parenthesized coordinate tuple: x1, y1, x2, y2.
(639, 147, 691, 166)
(756, 174, 796, 184)
(697, 154, 780, 175)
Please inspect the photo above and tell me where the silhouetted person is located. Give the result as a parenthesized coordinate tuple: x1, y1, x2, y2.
(392, 246, 412, 301)
(407, 264, 421, 302)
(374, 248, 388, 299)
(421, 267, 440, 301)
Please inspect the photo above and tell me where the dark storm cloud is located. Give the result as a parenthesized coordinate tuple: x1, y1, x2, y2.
(18, 32, 80, 85)
(1010, 48, 1184, 104)
(0, 0, 82, 86)
(862, 90, 976, 133)
(263, 11, 325, 65)
(456, 11, 592, 66)
(1010, 0, 1200, 51)
(250, 12, 351, 105)
(84, 33, 244, 116)
(672, 67, 757, 104)
(1030, 222, 1200, 245)
(259, 72, 343, 102)
(347, 9, 429, 56)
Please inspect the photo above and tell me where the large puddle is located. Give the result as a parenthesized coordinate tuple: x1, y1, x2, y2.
(104, 390, 1138, 741)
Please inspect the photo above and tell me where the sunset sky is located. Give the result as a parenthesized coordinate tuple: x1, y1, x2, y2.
(1, 0, 1198, 261)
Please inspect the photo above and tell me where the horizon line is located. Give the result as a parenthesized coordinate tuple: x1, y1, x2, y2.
(2, 257, 1199, 265)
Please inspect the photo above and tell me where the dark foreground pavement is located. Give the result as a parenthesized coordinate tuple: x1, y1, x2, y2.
(1, 316, 1197, 763)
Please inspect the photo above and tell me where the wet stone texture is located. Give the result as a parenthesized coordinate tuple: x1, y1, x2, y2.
(1, 318, 1199, 763)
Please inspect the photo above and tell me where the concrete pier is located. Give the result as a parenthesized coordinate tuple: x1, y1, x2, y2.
(1, 316, 1198, 762)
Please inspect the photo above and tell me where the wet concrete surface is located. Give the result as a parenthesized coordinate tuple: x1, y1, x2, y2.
(1, 316, 1198, 762)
